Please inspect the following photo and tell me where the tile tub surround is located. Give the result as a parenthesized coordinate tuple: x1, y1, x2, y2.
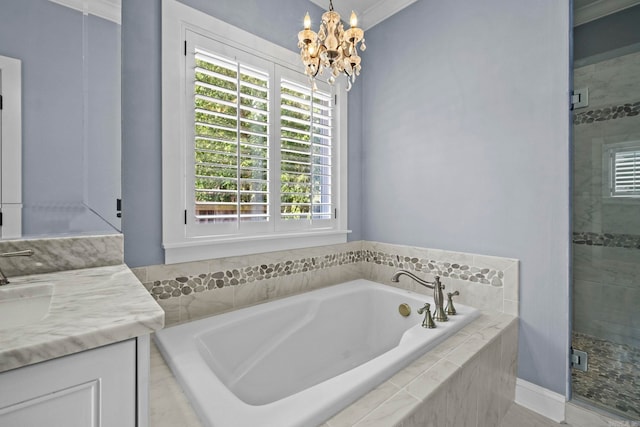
(150, 311, 518, 427)
(0, 234, 123, 277)
(361, 241, 519, 316)
(0, 264, 164, 373)
(134, 240, 519, 326)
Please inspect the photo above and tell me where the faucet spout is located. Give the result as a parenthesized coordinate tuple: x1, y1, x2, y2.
(391, 269, 448, 322)
(0, 249, 35, 285)
(390, 270, 434, 289)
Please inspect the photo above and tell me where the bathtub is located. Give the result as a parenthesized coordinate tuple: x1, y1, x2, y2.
(154, 279, 480, 427)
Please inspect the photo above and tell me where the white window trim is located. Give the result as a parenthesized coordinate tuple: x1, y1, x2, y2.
(602, 139, 640, 204)
(0, 55, 23, 239)
(161, 0, 349, 264)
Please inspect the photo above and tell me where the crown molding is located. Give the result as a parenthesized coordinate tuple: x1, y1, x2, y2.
(574, 0, 640, 26)
(309, 0, 417, 31)
(48, 0, 121, 25)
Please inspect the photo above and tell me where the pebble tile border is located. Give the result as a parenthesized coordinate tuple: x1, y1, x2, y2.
(362, 250, 504, 286)
(573, 231, 640, 249)
(573, 101, 640, 125)
(146, 249, 505, 300)
(147, 251, 362, 300)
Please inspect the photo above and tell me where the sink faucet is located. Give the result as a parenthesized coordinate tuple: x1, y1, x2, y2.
(391, 270, 448, 322)
(0, 250, 35, 285)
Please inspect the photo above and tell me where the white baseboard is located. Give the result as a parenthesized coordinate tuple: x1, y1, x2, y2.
(515, 378, 566, 422)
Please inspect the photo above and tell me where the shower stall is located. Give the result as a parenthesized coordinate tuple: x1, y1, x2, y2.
(571, 2, 640, 420)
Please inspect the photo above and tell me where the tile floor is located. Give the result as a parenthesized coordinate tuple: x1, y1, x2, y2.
(501, 403, 640, 427)
(500, 404, 565, 427)
(572, 333, 640, 420)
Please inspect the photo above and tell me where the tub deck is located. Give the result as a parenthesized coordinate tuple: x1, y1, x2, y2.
(150, 308, 517, 427)
(154, 280, 483, 426)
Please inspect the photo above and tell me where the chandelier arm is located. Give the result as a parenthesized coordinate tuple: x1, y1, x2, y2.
(312, 64, 321, 78)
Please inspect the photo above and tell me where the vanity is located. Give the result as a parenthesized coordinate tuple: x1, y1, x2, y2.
(0, 239, 164, 427)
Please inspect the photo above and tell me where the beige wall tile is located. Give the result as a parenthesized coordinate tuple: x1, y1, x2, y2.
(406, 359, 460, 401)
(353, 390, 418, 427)
(327, 381, 400, 427)
(156, 297, 179, 326)
(180, 286, 234, 322)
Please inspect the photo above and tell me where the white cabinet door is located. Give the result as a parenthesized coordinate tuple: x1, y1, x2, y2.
(0, 340, 136, 427)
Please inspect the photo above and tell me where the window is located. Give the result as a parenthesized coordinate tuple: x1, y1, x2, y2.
(604, 142, 640, 199)
(611, 148, 640, 197)
(187, 41, 272, 235)
(279, 80, 333, 222)
(162, 0, 348, 263)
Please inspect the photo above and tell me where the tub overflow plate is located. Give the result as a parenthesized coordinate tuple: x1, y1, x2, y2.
(398, 303, 411, 317)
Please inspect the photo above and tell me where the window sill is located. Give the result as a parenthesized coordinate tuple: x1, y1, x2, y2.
(163, 230, 351, 264)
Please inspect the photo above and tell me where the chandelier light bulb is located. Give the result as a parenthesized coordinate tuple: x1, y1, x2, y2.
(350, 11, 358, 28)
(303, 12, 311, 30)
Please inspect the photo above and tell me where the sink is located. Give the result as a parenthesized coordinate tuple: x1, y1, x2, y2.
(0, 283, 54, 329)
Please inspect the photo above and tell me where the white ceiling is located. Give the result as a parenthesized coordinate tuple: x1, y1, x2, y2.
(309, 0, 417, 31)
(309, 0, 640, 30)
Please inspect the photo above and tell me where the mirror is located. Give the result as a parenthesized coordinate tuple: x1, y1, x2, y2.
(0, 0, 121, 239)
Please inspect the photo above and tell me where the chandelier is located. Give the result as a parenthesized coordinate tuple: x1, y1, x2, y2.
(298, 0, 366, 91)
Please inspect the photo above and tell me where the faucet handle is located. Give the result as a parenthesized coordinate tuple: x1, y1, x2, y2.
(446, 291, 460, 315)
(417, 303, 436, 328)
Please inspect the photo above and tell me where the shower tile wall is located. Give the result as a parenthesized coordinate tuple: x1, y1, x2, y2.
(572, 50, 640, 419)
(572, 51, 640, 349)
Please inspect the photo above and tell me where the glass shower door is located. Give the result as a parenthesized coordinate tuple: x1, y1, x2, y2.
(571, 42, 640, 420)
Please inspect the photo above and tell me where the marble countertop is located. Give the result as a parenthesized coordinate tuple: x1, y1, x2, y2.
(0, 264, 164, 373)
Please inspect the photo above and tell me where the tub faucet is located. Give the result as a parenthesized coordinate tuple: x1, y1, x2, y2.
(391, 270, 448, 322)
(0, 250, 35, 285)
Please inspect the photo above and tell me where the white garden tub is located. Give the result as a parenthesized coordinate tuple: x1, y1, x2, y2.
(154, 279, 480, 427)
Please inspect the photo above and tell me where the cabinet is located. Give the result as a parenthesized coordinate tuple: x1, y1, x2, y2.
(0, 339, 139, 427)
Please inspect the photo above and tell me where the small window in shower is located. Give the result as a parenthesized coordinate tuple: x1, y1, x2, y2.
(604, 141, 640, 199)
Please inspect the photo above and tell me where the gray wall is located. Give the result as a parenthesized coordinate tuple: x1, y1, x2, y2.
(0, 0, 83, 232)
(122, 0, 164, 267)
(122, 0, 572, 396)
(359, 0, 571, 394)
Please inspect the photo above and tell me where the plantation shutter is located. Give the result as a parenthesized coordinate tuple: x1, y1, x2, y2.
(192, 48, 270, 224)
(279, 79, 333, 221)
(612, 148, 640, 197)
